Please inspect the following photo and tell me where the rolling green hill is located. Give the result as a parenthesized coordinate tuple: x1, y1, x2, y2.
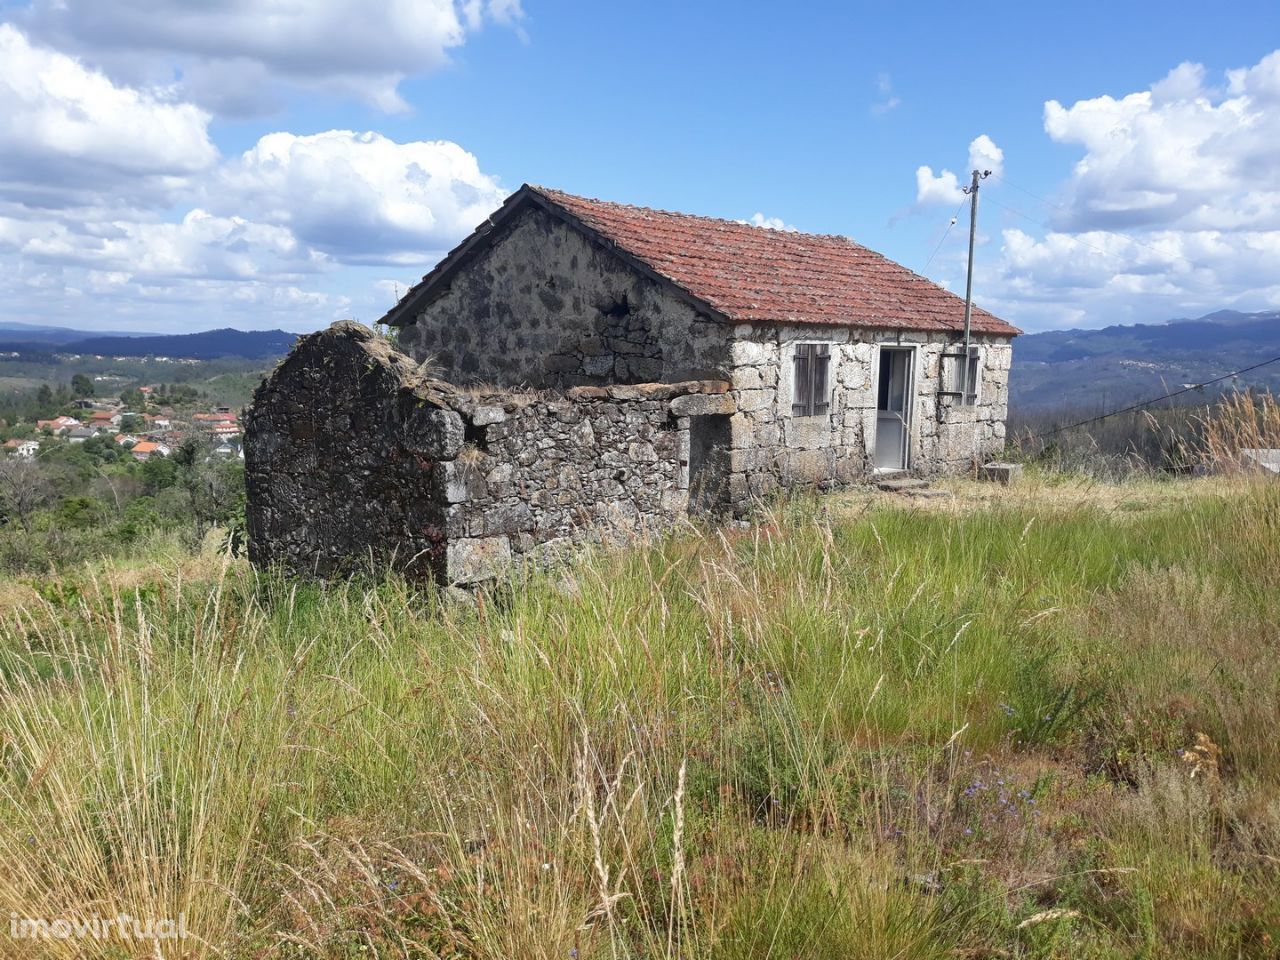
(1011, 310, 1280, 411)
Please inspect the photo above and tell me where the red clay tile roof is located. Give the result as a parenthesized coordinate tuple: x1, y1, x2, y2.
(384, 185, 1019, 337)
(531, 187, 1018, 336)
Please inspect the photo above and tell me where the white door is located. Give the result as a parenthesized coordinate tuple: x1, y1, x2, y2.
(874, 348, 913, 470)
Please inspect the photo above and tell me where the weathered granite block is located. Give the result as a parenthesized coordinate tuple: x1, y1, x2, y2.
(447, 536, 512, 584)
(669, 393, 737, 417)
(980, 461, 1023, 485)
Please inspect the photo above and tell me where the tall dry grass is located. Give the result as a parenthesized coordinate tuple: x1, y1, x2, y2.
(1189, 389, 1280, 473)
(1010, 388, 1280, 481)
(0, 464, 1278, 956)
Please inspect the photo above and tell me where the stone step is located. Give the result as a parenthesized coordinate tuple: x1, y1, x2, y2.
(876, 477, 932, 493)
(903, 487, 953, 500)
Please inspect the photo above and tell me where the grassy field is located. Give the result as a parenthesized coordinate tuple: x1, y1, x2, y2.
(0, 474, 1277, 958)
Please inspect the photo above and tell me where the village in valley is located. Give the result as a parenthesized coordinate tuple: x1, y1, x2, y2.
(14, 387, 244, 462)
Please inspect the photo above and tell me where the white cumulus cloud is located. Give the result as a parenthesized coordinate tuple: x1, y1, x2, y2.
(743, 213, 797, 232)
(21, 209, 323, 282)
(915, 165, 964, 205)
(214, 130, 508, 265)
(1044, 52, 1280, 232)
(18, 0, 526, 114)
(968, 134, 1004, 179)
(0, 23, 217, 209)
(0, 23, 511, 330)
(976, 50, 1280, 329)
(915, 135, 1005, 205)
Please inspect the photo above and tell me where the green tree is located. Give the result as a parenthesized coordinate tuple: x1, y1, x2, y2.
(81, 436, 121, 464)
(71, 374, 95, 397)
(140, 456, 178, 494)
(54, 496, 103, 530)
(119, 387, 146, 410)
(172, 440, 245, 543)
(35, 384, 55, 416)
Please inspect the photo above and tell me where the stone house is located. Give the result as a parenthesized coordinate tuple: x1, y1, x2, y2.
(246, 186, 1019, 585)
(384, 185, 1019, 496)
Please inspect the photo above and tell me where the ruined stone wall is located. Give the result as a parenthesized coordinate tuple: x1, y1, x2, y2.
(397, 205, 730, 388)
(244, 323, 464, 582)
(245, 322, 734, 586)
(439, 381, 732, 583)
(722, 323, 1013, 511)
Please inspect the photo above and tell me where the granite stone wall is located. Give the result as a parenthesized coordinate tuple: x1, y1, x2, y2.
(246, 317, 1016, 584)
(439, 380, 733, 583)
(245, 322, 735, 586)
(243, 322, 462, 582)
(720, 323, 1012, 513)
(396, 205, 731, 389)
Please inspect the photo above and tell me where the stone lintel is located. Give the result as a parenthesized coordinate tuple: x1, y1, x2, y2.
(565, 380, 730, 402)
(668, 393, 737, 417)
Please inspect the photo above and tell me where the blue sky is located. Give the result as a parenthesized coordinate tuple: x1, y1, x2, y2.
(1, 0, 1278, 333)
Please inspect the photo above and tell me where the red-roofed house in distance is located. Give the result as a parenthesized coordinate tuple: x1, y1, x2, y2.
(36, 416, 80, 435)
(129, 441, 170, 461)
(383, 185, 1019, 495)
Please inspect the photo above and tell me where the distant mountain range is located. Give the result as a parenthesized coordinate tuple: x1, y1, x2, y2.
(2, 312, 1277, 412)
(1010, 310, 1280, 411)
(0, 324, 298, 361)
(0, 321, 142, 345)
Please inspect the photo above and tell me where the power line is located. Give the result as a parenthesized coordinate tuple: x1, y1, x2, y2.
(1028, 354, 1280, 442)
(983, 195, 1171, 269)
(988, 174, 1199, 269)
(922, 197, 967, 274)
(989, 172, 1067, 211)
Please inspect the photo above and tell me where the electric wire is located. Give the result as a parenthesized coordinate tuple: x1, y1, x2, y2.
(922, 197, 967, 274)
(989, 173, 1199, 268)
(918, 170, 1273, 445)
(1028, 354, 1280, 441)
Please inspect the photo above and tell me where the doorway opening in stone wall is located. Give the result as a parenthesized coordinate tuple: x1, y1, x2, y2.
(874, 347, 914, 472)
(687, 414, 731, 513)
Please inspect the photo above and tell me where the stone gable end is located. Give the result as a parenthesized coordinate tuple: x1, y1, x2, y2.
(397, 204, 730, 389)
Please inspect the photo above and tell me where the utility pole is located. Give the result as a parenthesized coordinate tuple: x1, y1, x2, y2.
(960, 168, 991, 399)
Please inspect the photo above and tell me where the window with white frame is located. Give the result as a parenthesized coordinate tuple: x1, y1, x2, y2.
(791, 343, 831, 417)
